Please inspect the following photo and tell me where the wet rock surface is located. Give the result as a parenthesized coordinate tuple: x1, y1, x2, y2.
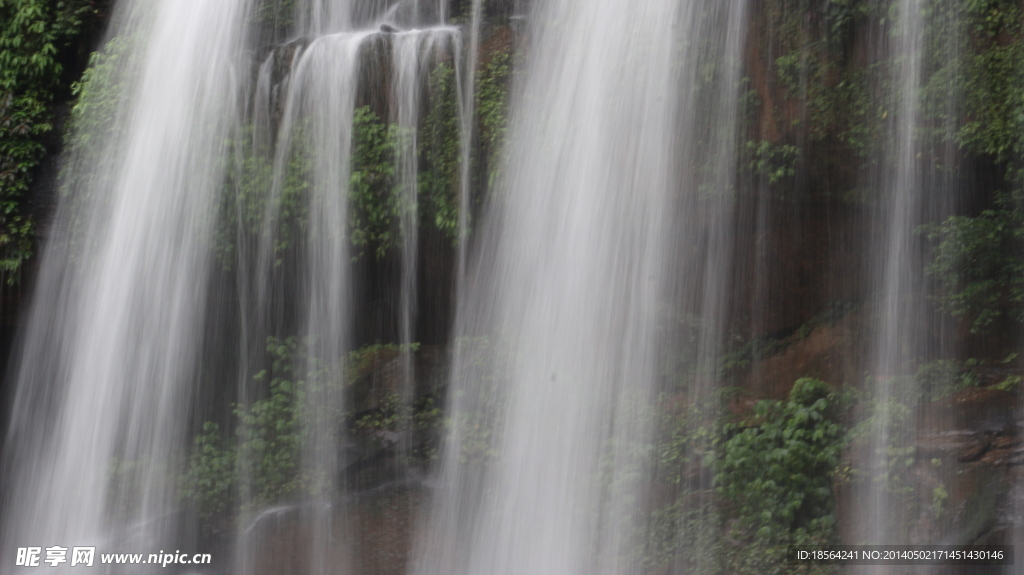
(905, 388, 1020, 546)
(246, 483, 427, 575)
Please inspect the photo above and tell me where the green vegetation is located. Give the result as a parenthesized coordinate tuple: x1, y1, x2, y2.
(54, 34, 138, 262)
(475, 47, 512, 191)
(349, 105, 401, 260)
(183, 337, 319, 520)
(66, 35, 129, 150)
(353, 392, 443, 464)
(918, 0, 1024, 333)
(654, 400, 715, 487)
(643, 378, 846, 575)
(920, 151, 1024, 340)
(350, 58, 468, 257)
(745, 140, 800, 186)
(420, 62, 462, 240)
(182, 339, 442, 526)
(0, 0, 96, 279)
(922, 0, 1024, 330)
(754, 0, 1024, 334)
(219, 95, 464, 265)
(954, 0, 1024, 167)
(215, 92, 465, 268)
(762, 0, 879, 171)
(214, 122, 311, 270)
(914, 354, 1020, 397)
(923, 195, 1024, 334)
(182, 422, 237, 522)
(715, 378, 844, 573)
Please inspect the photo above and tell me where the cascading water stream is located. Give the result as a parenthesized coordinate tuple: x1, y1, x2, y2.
(391, 28, 463, 469)
(861, 0, 927, 549)
(455, 0, 482, 287)
(412, 2, 748, 574)
(393, 32, 424, 468)
(1, 0, 470, 572)
(234, 5, 466, 571)
(858, 0, 962, 555)
(851, 0, 970, 556)
(0, 0, 252, 570)
(258, 29, 374, 575)
(7, 0, 1017, 573)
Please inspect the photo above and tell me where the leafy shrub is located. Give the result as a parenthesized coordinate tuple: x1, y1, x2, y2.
(913, 358, 980, 400)
(349, 105, 401, 260)
(214, 121, 311, 270)
(182, 338, 307, 520)
(475, 47, 512, 190)
(182, 340, 442, 524)
(922, 191, 1024, 333)
(745, 140, 799, 186)
(0, 0, 96, 278)
(420, 62, 461, 240)
(715, 378, 844, 569)
(182, 422, 236, 522)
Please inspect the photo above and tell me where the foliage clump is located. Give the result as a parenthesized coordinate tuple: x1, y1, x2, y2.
(475, 47, 512, 191)
(182, 337, 317, 521)
(420, 62, 462, 240)
(923, 192, 1024, 333)
(955, 0, 1024, 167)
(715, 378, 844, 573)
(212, 118, 311, 270)
(182, 339, 441, 527)
(919, 0, 1024, 334)
(745, 140, 799, 186)
(0, 0, 96, 278)
(349, 105, 401, 260)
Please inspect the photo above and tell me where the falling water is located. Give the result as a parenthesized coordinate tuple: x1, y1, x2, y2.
(391, 28, 463, 466)
(234, 2, 465, 573)
(1, 0, 468, 572)
(861, 0, 927, 548)
(413, 2, 748, 574)
(860, 0, 962, 551)
(0, 0, 251, 569)
(7, 0, 1018, 573)
(248, 28, 374, 575)
(455, 0, 482, 286)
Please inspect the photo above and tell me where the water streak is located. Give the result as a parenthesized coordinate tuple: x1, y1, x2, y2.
(413, 2, 748, 574)
(0, 0, 251, 570)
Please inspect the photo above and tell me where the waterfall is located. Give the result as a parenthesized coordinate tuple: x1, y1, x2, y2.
(233, 3, 465, 573)
(858, 0, 962, 553)
(411, 1, 748, 574)
(0, 0, 252, 569)
(861, 0, 928, 548)
(4, 0, 1019, 573)
(1, 0, 468, 572)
